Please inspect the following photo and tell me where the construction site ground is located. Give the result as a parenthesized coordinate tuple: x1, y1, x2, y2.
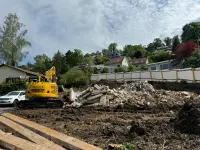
(2, 81, 200, 150)
(9, 104, 200, 149)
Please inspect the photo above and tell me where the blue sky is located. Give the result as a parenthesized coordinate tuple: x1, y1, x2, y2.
(0, 0, 200, 65)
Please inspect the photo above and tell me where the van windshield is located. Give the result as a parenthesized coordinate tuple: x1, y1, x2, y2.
(7, 91, 20, 96)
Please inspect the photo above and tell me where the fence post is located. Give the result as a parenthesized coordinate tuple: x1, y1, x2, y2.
(139, 71, 141, 81)
(115, 73, 116, 81)
(131, 72, 133, 81)
(123, 72, 125, 82)
(150, 71, 152, 81)
(192, 68, 196, 82)
(161, 71, 164, 81)
(176, 70, 178, 82)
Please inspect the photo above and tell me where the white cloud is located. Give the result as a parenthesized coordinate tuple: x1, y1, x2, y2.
(0, 0, 200, 63)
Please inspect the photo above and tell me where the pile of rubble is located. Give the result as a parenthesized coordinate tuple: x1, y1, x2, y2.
(64, 81, 198, 109)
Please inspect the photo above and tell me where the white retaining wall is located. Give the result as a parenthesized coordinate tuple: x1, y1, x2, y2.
(91, 68, 200, 82)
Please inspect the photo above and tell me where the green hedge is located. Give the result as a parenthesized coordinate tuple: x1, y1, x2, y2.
(60, 69, 89, 88)
(0, 82, 26, 96)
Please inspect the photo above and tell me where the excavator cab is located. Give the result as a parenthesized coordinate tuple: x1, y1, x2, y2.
(16, 67, 64, 109)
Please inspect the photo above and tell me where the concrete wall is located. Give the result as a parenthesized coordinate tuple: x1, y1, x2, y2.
(91, 68, 200, 83)
(0, 66, 26, 83)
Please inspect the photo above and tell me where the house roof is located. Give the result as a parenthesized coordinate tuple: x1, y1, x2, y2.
(0, 64, 41, 76)
(107, 57, 124, 64)
(129, 58, 147, 65)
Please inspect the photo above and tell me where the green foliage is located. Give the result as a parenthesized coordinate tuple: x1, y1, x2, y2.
(148, 50, 170, 63)
(183, 50, 200, 68)
(94, 55, 104, 65)
(181, 22, 200, 43)
(93, 68, 100, 74)
(115, 66, 125, 73)
(101, 67, 108, 73)
(128, 65, 137, 72)
(0, 13, 31, 66)
(123, 45, 145, 59)
(52, 50, 68, 78)
(65, 49, 83, 67)
(164, 37, 172, 46)
(146, 43, 155, 53)
(108, 43, 118, 53)
(102, 49, 109, 57)
(153, 38, 164, 49)
(172, 35, 181, 51)
(60, 70, 89, 87)
(0, 82, 26, 96)
(32, 54, 52, 74)
(83, 54, 93, 65)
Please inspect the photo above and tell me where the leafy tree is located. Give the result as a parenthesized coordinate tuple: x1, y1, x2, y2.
(102, 48, 109, 57)
(128, 65, 137, 72)
(164, 37, 172, 47)
(172, 35, 181, 52)
(60, 69, 89, 87)
(108, 43, 118, 53)
(174, 40, 198, 60)
(148, 50, 171, 63)
(32, 54, 52, 74)
(65, 49, 83, 67)
(52, 50, 68, 78)
(181, 22, 200, 43)
(94, 55, 104, 65)
(123, 45, 145, 59)
(146, 43, 155, 52)
(153, 38, 163, 49)
(82, 54, 93, 65)
(101, 67, 108, 73)
(183, 50, 200, 68)
(0, 13, 31, 66)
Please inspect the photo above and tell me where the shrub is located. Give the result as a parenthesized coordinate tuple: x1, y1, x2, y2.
(60, 69, 89, 88)
(148, 50, 171, 63)
(128, 65, 137, 72)
(101, 67, 109, 73)
(115, 66, 125, 73)
(0, 82, 26, 96)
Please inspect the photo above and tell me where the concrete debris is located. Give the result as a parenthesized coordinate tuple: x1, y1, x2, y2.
(64, 81, 198, 108)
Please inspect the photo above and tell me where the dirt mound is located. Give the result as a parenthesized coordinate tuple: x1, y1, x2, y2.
(175, 100, 200, 135)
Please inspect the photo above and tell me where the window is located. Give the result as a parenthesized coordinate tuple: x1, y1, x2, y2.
(160, 64, 169, 70)
(20, 92, 25, 96)
(7, 91, 20, 96)
(150, 66, 156, 70)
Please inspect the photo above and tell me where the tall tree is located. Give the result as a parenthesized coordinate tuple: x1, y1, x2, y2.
(164, 37, 172, 47)
(0, 13, 31, 66)
(181, 22, 200, 43)
(108, 43, 118, 53)
(102, 48, 109, 57)
(32, 54, 52, 74)
(146, 43, 155, 52)
(174, 40, 198, 60)
(123, 45, 145, 58)
(65, 49, 83, 67)
(172, 35, 181, 52)
(52, 50, 68, 77)
(153, 38, 163, 49)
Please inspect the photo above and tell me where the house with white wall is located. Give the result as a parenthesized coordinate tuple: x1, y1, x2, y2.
(146, 60, 180, 71)
(107, 57, 129, 73)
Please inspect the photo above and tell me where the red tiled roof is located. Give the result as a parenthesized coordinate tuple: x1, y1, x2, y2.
(107, 57, 124, 64)
(129, 58, 147, 65)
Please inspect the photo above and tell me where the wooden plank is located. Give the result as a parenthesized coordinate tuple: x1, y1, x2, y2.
(0, 116, 65, 150)
(2, 113, 102, 150)
(0, 130, 50, 150)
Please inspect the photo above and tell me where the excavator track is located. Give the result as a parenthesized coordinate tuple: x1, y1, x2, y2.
(15, 98, 64, 109)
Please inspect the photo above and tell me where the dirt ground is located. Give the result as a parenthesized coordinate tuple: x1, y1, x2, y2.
(9, 101, 200, 150)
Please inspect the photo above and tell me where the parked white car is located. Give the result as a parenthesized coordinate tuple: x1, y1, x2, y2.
(0, 91, 26, 105)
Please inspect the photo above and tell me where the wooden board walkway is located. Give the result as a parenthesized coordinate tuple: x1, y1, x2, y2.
(1, 112, 102, 150)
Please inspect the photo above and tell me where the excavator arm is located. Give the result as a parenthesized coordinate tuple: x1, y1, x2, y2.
(44, 66, 57, 82)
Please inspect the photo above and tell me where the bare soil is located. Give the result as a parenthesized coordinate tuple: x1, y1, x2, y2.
(9, 101, 200, 150)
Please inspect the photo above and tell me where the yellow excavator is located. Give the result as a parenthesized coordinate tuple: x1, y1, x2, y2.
(16, 66, 64, 108)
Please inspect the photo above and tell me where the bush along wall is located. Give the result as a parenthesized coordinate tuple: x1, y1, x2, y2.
(0, 82, 26, 96)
